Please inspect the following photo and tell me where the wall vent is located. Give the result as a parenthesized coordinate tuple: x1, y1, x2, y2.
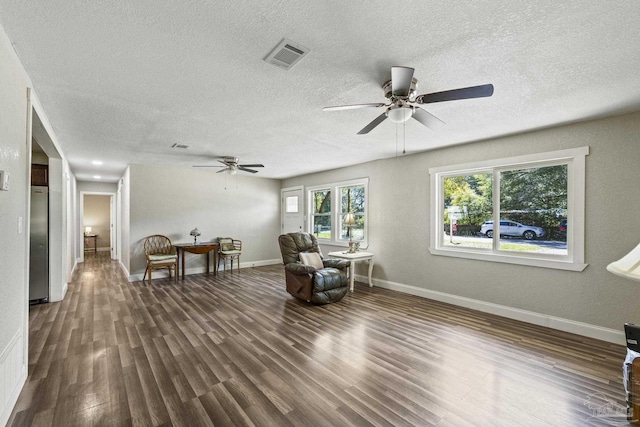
(264, 39, 309, 70)
(171, 143, 189, 149)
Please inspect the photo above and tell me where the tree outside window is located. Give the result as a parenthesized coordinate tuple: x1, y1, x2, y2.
(312, 189, 331, 239)
(307, 178, 369, 246)
(340, 185, 365, 241)
(430, 147, 588, 271)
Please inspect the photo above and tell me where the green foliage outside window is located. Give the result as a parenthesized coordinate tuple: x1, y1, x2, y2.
(444, 164, 567, 232)
(340, 186, 365, 240)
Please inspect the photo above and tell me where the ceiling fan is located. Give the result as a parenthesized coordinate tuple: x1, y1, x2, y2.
(193, 156, 264, 175)
(323, 66, 494, 134)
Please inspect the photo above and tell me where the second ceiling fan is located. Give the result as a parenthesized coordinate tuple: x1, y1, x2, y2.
(323, 66, 494, 134)
(193, 156, 264, 174)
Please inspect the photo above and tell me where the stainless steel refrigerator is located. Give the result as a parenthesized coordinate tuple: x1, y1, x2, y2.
(29, 186, 49, 302)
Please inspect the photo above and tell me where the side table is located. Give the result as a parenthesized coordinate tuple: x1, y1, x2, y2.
(84, 234, 98, 253)
(327, 251, 374, 292)
(173, 242, 218, 280)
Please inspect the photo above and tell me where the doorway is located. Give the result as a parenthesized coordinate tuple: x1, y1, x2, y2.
(29, 138, 50, 304)
(81, 192, 116, 261)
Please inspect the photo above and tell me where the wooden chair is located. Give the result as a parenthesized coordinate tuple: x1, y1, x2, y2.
(143, 235, 178, 284)
(217, 237, 242, 272)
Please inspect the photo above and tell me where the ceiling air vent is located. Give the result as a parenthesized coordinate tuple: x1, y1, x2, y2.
(264, 39, 309, 70)
(171, 143, 189, 149)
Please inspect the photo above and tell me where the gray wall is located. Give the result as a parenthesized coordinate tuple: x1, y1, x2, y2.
(128, 164, 282, 277)
(283, 111, 640, 331)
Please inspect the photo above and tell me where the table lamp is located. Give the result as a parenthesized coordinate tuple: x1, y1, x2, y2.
(85, 226, 92, 236)
(343, 213, 358, 253)
(190, 227, 201, 244)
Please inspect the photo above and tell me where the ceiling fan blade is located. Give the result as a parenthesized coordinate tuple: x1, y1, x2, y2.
(323, 103, 385, 111)
(391, 66, 415, 97)
(193, 165, 224, 168)
(238, 167, 259, 174)
(218, 159, 229, 166)
(357, 112, 388, 135)
(216, 168, 229, 174)
(238, 164, 264, 168)
(415, 84, 494, 104)
(412, 107, 446, 130)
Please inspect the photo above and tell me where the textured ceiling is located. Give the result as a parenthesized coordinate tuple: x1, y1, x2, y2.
(1, 1, 639, 181)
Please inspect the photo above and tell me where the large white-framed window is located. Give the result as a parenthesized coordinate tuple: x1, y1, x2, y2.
(308, 178, 369, 246)
(429, 147, 589, 271)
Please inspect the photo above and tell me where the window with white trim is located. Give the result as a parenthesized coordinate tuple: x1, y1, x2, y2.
(310, 188, 332, 239)
(429, 147, 588, 271)
(308, 178, 368, 246)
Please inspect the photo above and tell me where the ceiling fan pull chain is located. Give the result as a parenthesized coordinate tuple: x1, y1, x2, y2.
(402, 120, 406, 155)
(395, 124, 398, 158)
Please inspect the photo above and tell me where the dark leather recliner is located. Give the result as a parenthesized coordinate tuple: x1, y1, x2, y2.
(278, 232, 350, 304)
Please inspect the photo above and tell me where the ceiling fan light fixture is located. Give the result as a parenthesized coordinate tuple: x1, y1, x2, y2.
(387, 106, 413, 123)
(226, 165, 238, 175)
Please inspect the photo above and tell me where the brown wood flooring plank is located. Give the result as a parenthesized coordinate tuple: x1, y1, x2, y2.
(7, 252, 629, 426)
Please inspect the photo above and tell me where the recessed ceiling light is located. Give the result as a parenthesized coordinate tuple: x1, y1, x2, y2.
(93, 175, 101, 179)
(92, 160, 103, 165)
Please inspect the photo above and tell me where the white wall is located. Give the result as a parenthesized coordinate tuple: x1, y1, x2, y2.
(283, 111, 640, 337)
(120, 168, 131, 275)
(67, 175, 77, 282)
(128, 164, 281, 278)
(0, 22, 77, 424)
(0, 23, 31, 426)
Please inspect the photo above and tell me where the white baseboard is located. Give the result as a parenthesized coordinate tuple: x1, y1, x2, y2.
(128, 259, 281, 282)
(0, 330, 27, 427)
(119, 261, 130, 280)
(355, 274, 625, 345)
(238, 259, 282, 269)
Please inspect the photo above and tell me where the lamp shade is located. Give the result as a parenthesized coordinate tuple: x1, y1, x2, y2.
(85, 226, 92, 234)
(386, 106, 413, 123)
(607, 243, 640, 281)
(343, 213, 357, 227)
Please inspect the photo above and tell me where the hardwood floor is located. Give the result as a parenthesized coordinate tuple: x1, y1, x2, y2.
(8, 253, 630, 426)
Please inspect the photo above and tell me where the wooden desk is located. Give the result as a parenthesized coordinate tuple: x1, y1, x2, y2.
(84, 234, 98, 253)
(327, 251, 374, 292)
(173, 242, 218, 280)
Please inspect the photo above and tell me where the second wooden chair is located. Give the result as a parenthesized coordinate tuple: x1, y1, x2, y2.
(217, 237, 242, 272)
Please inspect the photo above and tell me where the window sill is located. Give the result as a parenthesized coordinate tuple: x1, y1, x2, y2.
(428, 246, 588, 272)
